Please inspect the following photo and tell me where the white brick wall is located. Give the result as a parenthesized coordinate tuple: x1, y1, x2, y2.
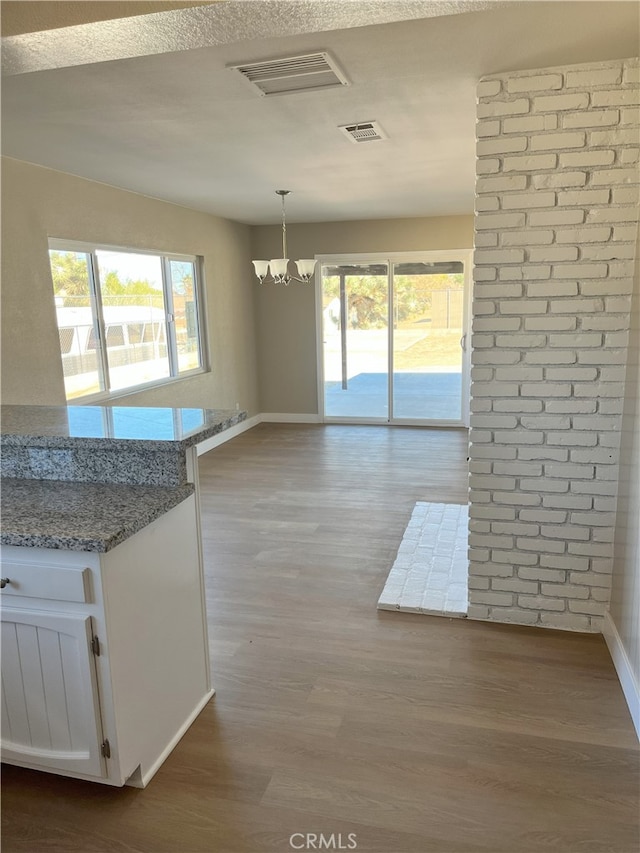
(469, 58, 639, 632)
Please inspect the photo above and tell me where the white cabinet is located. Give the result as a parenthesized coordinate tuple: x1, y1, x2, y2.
(1, 609, 106, 778)
(0, 495, 213, 787)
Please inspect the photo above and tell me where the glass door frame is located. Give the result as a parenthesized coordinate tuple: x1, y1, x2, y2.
(315, 249, 472, 427)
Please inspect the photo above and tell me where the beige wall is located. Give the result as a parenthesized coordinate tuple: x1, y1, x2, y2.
(1, 157, 260, 415)
(252, 215, 474, 414)
(610, 222, 640, 707)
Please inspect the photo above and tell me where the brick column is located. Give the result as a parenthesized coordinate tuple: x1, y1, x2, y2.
(468, 58, 639, 632)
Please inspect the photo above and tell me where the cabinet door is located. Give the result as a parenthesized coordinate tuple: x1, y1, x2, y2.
(1, 609, 106, 778)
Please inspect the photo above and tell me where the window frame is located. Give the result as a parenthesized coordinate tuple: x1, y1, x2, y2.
(48, 238, 209, 404)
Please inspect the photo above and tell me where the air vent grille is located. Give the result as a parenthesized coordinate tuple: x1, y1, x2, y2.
(338, 121, 387, 143)
(229, 51, 349, 97)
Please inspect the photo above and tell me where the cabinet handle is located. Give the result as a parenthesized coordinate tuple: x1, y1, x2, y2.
(0, 578, 11, 589)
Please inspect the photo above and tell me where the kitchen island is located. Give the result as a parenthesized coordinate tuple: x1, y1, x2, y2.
(0, 404, 246, 787)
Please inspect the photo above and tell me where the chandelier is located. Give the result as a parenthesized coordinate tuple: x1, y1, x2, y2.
(252, 190, 316, 285)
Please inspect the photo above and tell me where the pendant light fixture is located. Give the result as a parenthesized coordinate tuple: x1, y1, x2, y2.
(252, 190, 316, 285)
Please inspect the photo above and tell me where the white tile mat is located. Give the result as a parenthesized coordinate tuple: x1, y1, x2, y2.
(378, 502, 468, 617)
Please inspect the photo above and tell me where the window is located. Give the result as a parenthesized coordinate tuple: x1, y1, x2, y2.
(49, 241, 206, 401)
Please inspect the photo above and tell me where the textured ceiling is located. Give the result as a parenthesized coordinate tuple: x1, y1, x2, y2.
(2, 1, 638, 224)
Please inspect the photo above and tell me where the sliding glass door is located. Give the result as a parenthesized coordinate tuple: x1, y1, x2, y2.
(317, 251, 471, 425)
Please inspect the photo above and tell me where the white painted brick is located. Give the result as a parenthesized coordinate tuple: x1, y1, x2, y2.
(591, 588, 611, 602)
(606, 296, 632, 312)
(520, 415, 570, 430)
(598, 400, 625, 416)
(497, 267, 523, 281)
(519, 566, 566, 583)
(491, 548, 539, 564)
(545, 367, 598, 381)
(555, 226, 612, 243)
(609, 186, 638, 204)
(530, 131, 586, 151)
(519, 509, 567, 524)
(545, 401, 596, 414)
(473, 300, 497, 316)
(569, 571, 612, 588)
(476, 212, 526, 230)
(469, 562, 514, 577)
(541, 583, 589, 599)
(563, 110, 620, 129)
(477, 175, 528, 194)
(524, 317, 576, 331)
(499, 300, 549, 315)
(540, 554, 590, 571)
(470, 503, 516, 518)
(534, 93, 590, 112)
(591, 168, 639, 186)
(502, 192, 556, 210)
(468, 576, 490, 591)
(557, 189, 610, 206)
(519, 479, 569, 495)
(471, 382, 520, 396)
(503, 115, 557, 134)
(526, 282, 578, 298)
(474, 267, 498, 282)
(532, 172, 587, 189)
(475, 283, 522, 298)
(539, 612, 591, 631)
(477, 137, 528, 156)
(466, 604, 490, 620)
(528, 247, 578, 262)
(560, 150, 615, 167)
(473, 317, 520, 332)
(495, 334, 546, 349)
(565, 66, 622, 88)
(524, 266, 559, 282)
(493, 461, 542, 477)
(542, 495, 592, 510)
(518, 449, 569, 463)
(471, 398, 492, 412)
(518, 595, 565, 612)
(571, 448, 618, 464)
(623, 62, 640, 85)
(582, 315, 632, 330)
(580, 244, 636, 261)
(569, 599, 605, 616)
(502, 231, 554, 246)
(591, 89, 640, 107)
(507, 74, 563, 93)
(619, 148, 640, 165)
(476, 196, 500, 212)
(551, 264, 608, 280)
(477, 99, 530, 119)
(494, 366, 543, 381)
(493, 400, 543, 413)
(549, 298, 604, 313)
(545, 463, 595, 481)
(475, 248, 525, 265)
(590, 128, 638, 146)
(548, 332, 602, 347)
(469, 548, 490, 563)
(493, 577, 539, 594)
(600, 366, 629, 381)
(528, 209, 585, 226)
(472, 591, 515, 606)
(525, 351, 576, 364)
(477, 120, 501, 138)
(547, 432, 597, 446)
(485, 608, 540, 626)
(520, 382, 572, 397)
(477, 79, 502, 98)
(571, 481, 617, 497)
(620, 107, 640, 125)
(470, 414, 518, 429)
(572, 415, 619, 431)
(502, 154, 557, 172)
(612, 224, 639, 241)
(476, 159, 501, 175)
(473, 350, 521, 365)
(474, 232, 498, 248)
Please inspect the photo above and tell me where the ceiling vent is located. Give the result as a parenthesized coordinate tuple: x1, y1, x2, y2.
(228, 51, 349, 97)
(338, 121, 387, 143)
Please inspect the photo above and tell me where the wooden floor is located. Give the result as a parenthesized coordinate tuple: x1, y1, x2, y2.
(2, 424, 639, 853)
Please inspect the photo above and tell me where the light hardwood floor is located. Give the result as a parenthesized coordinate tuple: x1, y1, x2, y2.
(2, 424, 639, 853)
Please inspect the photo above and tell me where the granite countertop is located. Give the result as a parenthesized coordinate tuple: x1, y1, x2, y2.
(0, 478, 195, 552)
(1, 405, 247, 451)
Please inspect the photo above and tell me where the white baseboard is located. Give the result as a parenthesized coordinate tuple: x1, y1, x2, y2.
(602, 611, 640, 741)
(261, 412, 322, 423)
(196, 414, 261, 455)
